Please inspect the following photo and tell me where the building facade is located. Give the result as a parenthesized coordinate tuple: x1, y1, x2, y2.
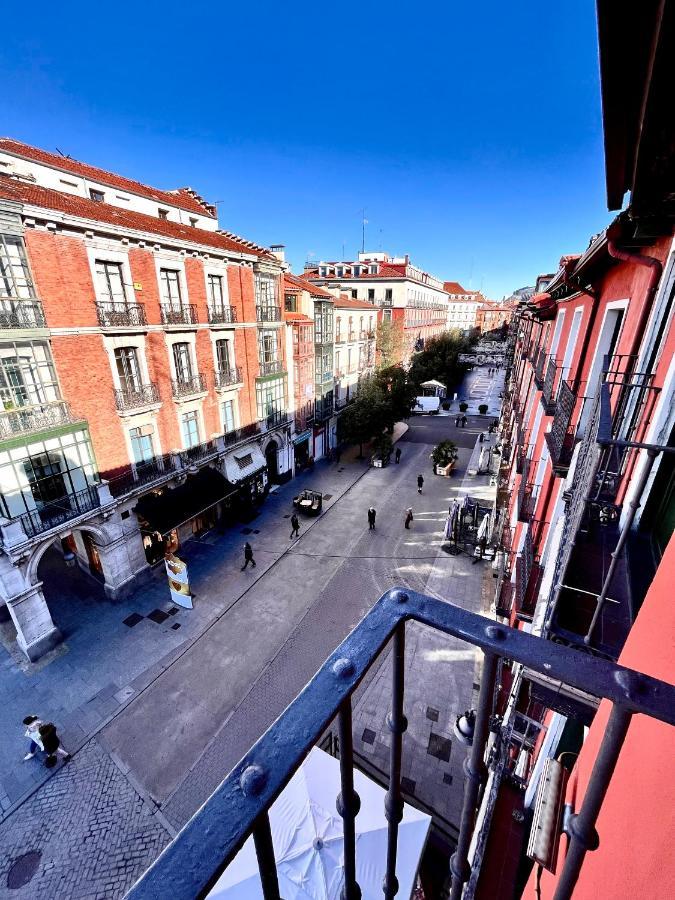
(0, 139, 292, 661)
(333, 296, 376, 409)
(475, 299, 513, 334)
(283, 274, 315, 470)
(304, 251, 449, 365)
(443, 281, 482, 332)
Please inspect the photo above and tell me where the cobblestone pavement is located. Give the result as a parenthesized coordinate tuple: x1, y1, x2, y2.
(0, 741, 170, 899)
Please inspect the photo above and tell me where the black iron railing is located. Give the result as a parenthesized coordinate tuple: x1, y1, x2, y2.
(256, 305, 282, 323)
(182, 440, 217, 464)
(172, 373, 206, 398)
(0, 400, 77, 440)
(542, 357, 558, 411)
(315, 395, 334, 422)
(114, 383, 160, 411)
(125, 588, 675, 900)
(258, 359, 285, 376)
(96, 302, 148, 328)
(107, 453, 179, 498)
(208, 304, 237, 325)
(545, 379, 576, 469)
(224, 422, 261, 447)
(0, 299, 47, 329)
(214, 366, 243, 389)
(18, 484, 101, 538)
(161, 304, 198, 326)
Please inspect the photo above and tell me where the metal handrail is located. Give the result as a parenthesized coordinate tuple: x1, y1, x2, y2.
(214, 366, 243, 389)
(125, 588, 675, 900)
(161, 304, 198, 326)
(18, 484, 101, 538)
(171, 373, 206, 398)
(259, 359, 285, 376)
(256, 305, 282, 323)
(0, 299, 47, 329)
(96, 302, 148, 328)
(114, 383, 160, 410)
(208, 304, 237, 325)
(0, 399, 77, 439)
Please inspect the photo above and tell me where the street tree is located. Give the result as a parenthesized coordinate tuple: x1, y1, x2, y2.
(373, 365, 418, 431)
(340, 376, 389, 457)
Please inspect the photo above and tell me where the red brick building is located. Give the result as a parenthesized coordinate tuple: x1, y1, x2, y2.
(475, 299, 513, 334)
(0, 139, 291, 661)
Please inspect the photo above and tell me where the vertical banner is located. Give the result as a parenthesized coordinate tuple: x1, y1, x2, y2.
(164, 553, 193, 609)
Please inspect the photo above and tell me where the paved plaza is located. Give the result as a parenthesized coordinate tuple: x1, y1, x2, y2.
(0, 368, 504, 898)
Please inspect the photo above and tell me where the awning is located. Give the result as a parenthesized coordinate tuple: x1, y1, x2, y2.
(293, 430, 311, 445)
(134, 467, 233, 535)
(222, 443, 267, 484)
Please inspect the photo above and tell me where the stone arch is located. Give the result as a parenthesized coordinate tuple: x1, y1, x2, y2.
(26, 522, 112, 586)
(262, 436, 281, 482)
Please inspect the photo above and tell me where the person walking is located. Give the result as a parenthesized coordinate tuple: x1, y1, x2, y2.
(417, 474, 424, 494)
(395, 447, 401, 464)
(39, 722, 70, 768)
(241, 541, 256, 570)
(404, 508, 414, 529)
(23, 715, 44, 761)
(454, 415, 460, 427)
(290, 513, 300, 539)
(461, 415, 467, 428)
(367, 507, 376, 530)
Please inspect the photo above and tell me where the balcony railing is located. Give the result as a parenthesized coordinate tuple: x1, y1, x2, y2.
(264, 410, 289, 429)
(172, 373, 206, 398)
(259, 359, 285, 377)
(107, 453, 179, 498)
(18, 484, 101, 538)
(0, 400, 77, 440)
(114, 383, 160, 411)
(545, 379, 576, 471)
(541, 356, 558, 412)
(256, 305, 282, 323)
(315, 395, 334, 422)
(95, 302, 148, 329)
(0, 299, 47, 329)
(224, 421, 261, 446)
(161, 304, 198, 326)
(182, 440, 218, 465)
(126, 588, 675, 900)
(208, 304, 237, 325)
(214, 366, 243, 389)
(533, 347, 547, 386)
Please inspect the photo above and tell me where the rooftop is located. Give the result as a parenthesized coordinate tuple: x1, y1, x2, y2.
(284, 272, 335, 300)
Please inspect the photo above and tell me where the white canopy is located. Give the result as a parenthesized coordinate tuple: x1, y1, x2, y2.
(208, 747, 431, 900)
(419, 379, 446, 389)
(222, 444, 267, 483)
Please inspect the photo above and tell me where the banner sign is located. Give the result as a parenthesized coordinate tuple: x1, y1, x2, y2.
(164, 553, 193, 609)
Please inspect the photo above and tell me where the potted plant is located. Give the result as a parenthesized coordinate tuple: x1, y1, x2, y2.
(478, 403, 488, 415)
(431, 440, 459, 476)
(442, 401, 450, 411)
(459, 402, 468, 413)
(371, 433, 393, 468)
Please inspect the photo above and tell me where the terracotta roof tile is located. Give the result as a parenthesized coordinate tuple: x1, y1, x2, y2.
(284, 272, 335, 300)
(334, 295, 377, 310)
(443, 281, 472, 294)
(0, 174, 272, 258)
(0, 138, 216, 218)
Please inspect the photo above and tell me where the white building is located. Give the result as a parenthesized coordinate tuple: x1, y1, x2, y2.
(443, 281, 482, 332)
(333, 296, 376, 409)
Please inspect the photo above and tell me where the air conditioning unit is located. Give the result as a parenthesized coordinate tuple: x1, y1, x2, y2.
(527, 757, 568, 872)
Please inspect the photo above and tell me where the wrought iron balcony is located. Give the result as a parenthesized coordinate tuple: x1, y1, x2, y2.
(264, 410, 289, 429)
(0, 299, 47, 329)
(533, 346, 547, 387)
(208, 304, 237, 325)
(256, 305, 282, 323)
(224, 421, 261, 447)
(214, 366, 243, 389)
(114, 383, 160, 411)
(258, 359, 285, 377)
(0, 400, 77, 440)
(17, 484, 101, 538)
(315, 395, 334, 422)
(161, 304, 198, 326)
(107, 453, 179, 498)
(182, 440, 218, 465)
(126, 588, 675, 900)
(95, 302, 148, 329)
(171, 373, 206, 398)
(541, 356, 559, 413)
(544, 379, 576, 472)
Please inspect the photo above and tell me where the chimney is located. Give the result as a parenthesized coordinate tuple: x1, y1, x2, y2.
(269, 244, 286, 262)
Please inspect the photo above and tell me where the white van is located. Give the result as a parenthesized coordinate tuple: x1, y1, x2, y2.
(413, 396, 441, 415)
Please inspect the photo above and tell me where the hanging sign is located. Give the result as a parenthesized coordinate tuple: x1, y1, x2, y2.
(164, 552, 193, 609)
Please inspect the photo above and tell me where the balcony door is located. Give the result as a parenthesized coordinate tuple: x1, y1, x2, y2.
(23, 450, 70, 517)
(173, 343, 193, 383)
(160, 269, 183, 311)
(95, 260, 126, 305)
(215, 338, 233, 375)
(115, 347, 142, 394)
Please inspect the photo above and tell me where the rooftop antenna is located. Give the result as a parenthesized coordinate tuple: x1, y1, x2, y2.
(55, 147, 72, 159)
(361, 209, 368, 254)
(378, 228, 383, 251)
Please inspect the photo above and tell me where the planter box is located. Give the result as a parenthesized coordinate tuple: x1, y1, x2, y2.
(435, 461, 456, 476)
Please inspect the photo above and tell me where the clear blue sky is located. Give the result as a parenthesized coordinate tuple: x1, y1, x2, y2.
(1, 1, 610, 299)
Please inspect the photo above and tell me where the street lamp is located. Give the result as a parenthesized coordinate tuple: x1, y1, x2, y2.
(453, 709, 476, 746)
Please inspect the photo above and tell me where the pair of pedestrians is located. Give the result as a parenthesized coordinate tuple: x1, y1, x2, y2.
(367, 506, 414, 529)
(23, 715, 70, 768)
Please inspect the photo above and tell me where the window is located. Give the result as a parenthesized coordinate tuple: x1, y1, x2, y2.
(368, 289, 375, 302)
(335, 351, 341, 373)
(351, 289, 358, 299)
(337, 267, 344, 277)
(0, 340, 59, 409)
(255, 272, 278, 308)
(369, 265, 377, 274)
(160, 269, 182, 307)
(189, 217, 198, 227)
(215, 338, 233, 373)
(89, 189, 105, 202)
(348, 317, 354, 339)
(385, 288, 393, 302)
(258, 330, 278, 366)
(181, 410, 200, 448)
(207, 274, 224, 307)
(0, 234, 35, 300)
(158, 208, 169, 220)
(222, 399, 235, 433)
(114, 347, 142, 392)
(256, 376, 286, 424)
(95, 260, 126, 304)
(284, 292, 297, 312)
(335, 318, 342, 341)
(130, 426, 154, 466)
(172, 342, 193, 381)
(353, 266, 361, 277)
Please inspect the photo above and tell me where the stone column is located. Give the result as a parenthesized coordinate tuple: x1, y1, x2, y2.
(7, 583, 62, 662)
(94, 516, 151, 601)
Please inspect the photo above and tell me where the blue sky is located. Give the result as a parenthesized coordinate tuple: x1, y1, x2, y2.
(1, 1, 610, 298)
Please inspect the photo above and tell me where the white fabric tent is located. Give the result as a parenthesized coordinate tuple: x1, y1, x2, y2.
(208, 747, 431, 900)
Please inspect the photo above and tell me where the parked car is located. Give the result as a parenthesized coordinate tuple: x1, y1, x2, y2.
(292, 489, 323, 516)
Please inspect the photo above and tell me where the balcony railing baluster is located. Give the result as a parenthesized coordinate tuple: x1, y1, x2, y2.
(384, 621, 407, 900)
(337, 698, 361, 900)
(252, 812, 281, 900)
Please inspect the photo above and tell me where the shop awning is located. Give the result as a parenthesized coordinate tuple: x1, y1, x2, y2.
(134, 466, 233, 535)
(222, 444, 267, 484)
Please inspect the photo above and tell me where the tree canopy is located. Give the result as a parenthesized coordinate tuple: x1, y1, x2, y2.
(408, 330, 475, 393)
(339, 367, 417, 454)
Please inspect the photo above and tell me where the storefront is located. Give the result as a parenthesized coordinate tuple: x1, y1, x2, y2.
(222, 444, 268, 521)
(293, 430, 311, 471)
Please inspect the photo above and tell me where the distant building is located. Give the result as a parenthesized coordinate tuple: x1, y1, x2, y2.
(304, 252, 449, 365)
(333, 295, 376, 409)
(475, 299, 513, 333)
(443, 281, 481, 332)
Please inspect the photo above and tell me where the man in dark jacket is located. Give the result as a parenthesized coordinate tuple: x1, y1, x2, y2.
(241, 542, 256, 570)
(39, 722, 70, 768)
(417, 474, 424, 494)
(367, 507, 376, 530)
(290, 513, 300, 539)
(395, 447, 401, 464)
